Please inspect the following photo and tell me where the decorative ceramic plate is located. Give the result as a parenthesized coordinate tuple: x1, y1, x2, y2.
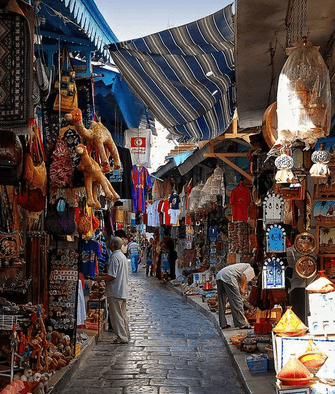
(295, 256, 317, 279)
(294, 232, 317, 255)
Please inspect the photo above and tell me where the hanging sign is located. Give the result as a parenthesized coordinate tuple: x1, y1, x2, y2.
(262, 256, 286, 289)
(124, 128, 152, 168)
(262, 192, 284, 223)
(266, 224, 287, 253)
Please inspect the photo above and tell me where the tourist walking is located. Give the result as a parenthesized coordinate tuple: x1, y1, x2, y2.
(127, 237, 140, 272)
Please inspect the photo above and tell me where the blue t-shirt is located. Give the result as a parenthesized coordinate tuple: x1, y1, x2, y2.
(169, 193, 180, 209)
(80, 239, 102, 278)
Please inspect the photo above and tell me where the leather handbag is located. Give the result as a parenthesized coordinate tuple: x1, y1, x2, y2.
(53, 46, 78, 112)
(22, 122, 47, 195)
(17, 187, 46, 212)
(0, 131, 23, 184)
(76, 205, 91, 235)
(45, 198, 76, 235)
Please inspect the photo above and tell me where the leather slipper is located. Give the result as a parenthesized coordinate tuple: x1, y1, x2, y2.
(221, 324, 231, 329)
(110, 338, 128, 344)
(239, 324, 253, 330)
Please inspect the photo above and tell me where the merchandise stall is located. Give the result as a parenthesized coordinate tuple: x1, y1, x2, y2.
(0, 0, 146, 391)
(256, 35, 335, 394)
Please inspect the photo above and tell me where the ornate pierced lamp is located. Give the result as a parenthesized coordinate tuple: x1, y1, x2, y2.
(275, 152, 295, 183)
(309, 143, 331, 178)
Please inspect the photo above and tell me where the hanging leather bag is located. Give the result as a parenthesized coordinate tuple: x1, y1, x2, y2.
(22, 121, 47, 194)
(0, 131, 23, 184)
(76, 204, 91, 235)
(45, 198, 76, 235)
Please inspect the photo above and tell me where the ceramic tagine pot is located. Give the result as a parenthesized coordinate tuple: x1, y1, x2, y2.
(242, 336, 257, 353)
(306, 270, 335, 293)
(277, 353, 313, 386)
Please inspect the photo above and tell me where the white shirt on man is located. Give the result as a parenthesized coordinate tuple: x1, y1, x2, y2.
(106, 249, 129, 299)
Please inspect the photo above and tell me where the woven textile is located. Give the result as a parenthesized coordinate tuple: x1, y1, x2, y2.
(108, 5, 234, 142)
(0, 9, 32, 130)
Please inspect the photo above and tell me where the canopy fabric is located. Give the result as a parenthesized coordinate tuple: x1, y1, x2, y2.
(61, 0, 118, 59)
(108, 5, 235, 142)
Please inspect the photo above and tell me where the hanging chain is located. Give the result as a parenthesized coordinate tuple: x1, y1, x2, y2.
(298, 0, 308, 39)
(286, 0, 308, 47)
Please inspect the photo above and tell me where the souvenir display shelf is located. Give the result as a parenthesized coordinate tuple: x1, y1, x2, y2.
(48, 248, 78, 332)
(86, 297, 108, 331)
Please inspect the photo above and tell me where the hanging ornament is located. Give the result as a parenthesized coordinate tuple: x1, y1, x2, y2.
(275, 152, 295, 183)
(275, 37, 331, 148)
(262, 256, 286, 289)
(309, 143, 331, 178)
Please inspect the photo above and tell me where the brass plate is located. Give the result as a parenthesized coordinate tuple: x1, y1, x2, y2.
(295, 256, 317, 279)
(294, 232, 317, 255)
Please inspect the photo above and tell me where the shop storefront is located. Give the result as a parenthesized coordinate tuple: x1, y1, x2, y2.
(0, 0, 152, 392)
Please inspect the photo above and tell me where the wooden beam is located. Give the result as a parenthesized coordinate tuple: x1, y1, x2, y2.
(203, 152, 249, 158)
(218, 156, 252, 181)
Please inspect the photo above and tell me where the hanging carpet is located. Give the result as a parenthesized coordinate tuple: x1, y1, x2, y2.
(0, 0, 34, 132)
(108, 4, 235, 142)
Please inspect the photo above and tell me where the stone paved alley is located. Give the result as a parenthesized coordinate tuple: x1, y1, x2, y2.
(59, 266, 246, 394)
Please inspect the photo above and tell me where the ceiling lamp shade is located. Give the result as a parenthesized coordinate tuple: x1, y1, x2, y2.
(276, 38, 331, 148)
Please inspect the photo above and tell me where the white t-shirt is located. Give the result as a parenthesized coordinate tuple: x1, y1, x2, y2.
(168, 209, 180, 225)
(106, 250, 129, 299)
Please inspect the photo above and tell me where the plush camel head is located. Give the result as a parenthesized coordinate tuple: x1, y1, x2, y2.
(64, 108, 82, 123)
(75, 143, 87, 156)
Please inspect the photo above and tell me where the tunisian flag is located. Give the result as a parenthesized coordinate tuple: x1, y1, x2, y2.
(124, 128, 152, 168)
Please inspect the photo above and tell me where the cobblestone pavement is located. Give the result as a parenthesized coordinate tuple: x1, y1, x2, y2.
(61, 267, 246, 394)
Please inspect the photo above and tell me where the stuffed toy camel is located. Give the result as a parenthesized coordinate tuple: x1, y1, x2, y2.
(76, 144, 120, 209)
(65, 108, 121, 173)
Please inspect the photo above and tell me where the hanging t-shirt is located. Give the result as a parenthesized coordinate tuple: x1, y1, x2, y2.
(161, 199, 172, 226)
(124, 128, 152, 168)
(168, 209, 180, 225)
(96, 232, 110, 273)
(79, 239, 102, 278)
(109, 146, 133, 199)
(229, 183, 251, 222)
(169, 193, 180, 209)
(131, 165, 152, 213)
(146, 202, 155, 227)
(152, 200, 161, 227)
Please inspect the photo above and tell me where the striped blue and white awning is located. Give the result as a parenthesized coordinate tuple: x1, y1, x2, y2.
(108, 5, 235, 142)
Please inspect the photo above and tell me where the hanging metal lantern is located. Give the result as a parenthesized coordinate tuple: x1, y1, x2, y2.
(275, 152, 295, 183)
(309, 143, 331, 178)
(276, 37, 331, 148)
